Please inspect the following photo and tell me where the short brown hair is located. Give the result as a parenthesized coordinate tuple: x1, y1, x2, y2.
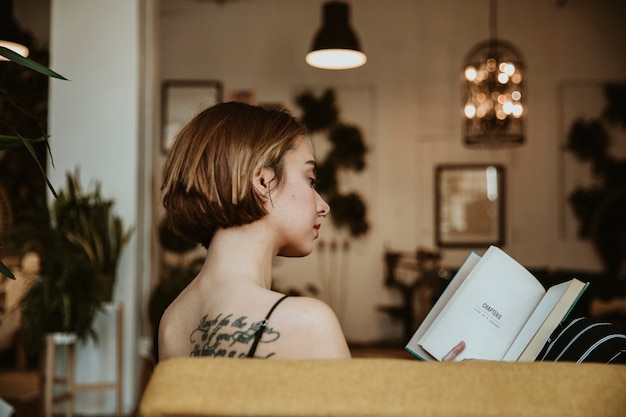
(161, 102, 308, 247)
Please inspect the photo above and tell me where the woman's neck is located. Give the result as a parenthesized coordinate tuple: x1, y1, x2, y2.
(201, 223, 276, 289)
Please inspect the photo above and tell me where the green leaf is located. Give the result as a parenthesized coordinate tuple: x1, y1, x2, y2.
(0, 46, 69, 80)
(0, 134, 47, 150)
(12, 129, 58, 199)
(0, 260, 15, 280)
(0, 88, 56, 169)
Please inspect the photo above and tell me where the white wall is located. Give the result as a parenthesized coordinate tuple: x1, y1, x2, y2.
(158, 0, 626, 342)
(48, 0, 154, 414)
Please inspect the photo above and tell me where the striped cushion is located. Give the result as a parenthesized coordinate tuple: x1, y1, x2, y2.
(538, 317, 626, 364)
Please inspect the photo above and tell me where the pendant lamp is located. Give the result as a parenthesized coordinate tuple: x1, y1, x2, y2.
(462, 0, 526, 148)
(306, 1, 366, 70)
(0, 0, 30, 60)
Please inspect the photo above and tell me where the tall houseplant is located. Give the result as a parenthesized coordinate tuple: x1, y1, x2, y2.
(565, 82, 626, 276)
(19, 170, 132, 352)
(54, 170, 133, 304)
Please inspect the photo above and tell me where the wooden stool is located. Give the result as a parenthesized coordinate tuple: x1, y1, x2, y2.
(43, 303, 123, 417)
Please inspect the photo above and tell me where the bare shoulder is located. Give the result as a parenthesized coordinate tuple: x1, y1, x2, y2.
(285, 296, 340, 324)
(269, 296, 351, 359)
(156, 285, 205, 361)
(156, 299, 188, 361)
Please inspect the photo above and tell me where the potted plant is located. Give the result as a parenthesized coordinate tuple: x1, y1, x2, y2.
(19, 170, 132, 352)
(53, 169, 133, 304)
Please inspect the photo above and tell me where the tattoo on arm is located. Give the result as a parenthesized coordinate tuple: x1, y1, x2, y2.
(189, 313, 280, 358)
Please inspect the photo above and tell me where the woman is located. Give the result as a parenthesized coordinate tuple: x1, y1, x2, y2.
(155, 102, 352, 360)
(155, 102, 466, 362)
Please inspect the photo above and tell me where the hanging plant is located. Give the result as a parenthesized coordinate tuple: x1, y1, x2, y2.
(296, 88, 369, 237)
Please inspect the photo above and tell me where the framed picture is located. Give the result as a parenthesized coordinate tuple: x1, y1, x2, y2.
(435, 164, 505, 248)
(161, 80, 223, 152)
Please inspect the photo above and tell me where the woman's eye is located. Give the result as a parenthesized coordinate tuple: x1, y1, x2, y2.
(308, 178, 319, 189)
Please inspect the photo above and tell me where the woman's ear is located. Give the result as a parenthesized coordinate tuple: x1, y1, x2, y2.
(253, 167, 276, 196)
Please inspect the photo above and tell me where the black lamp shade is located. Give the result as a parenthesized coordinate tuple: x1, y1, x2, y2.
(306, 1, 366, 70)
(311, 2, 361, 51)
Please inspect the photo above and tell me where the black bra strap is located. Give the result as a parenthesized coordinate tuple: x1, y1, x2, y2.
(153, 309, 165, 364)
(247, 295, 289, 358)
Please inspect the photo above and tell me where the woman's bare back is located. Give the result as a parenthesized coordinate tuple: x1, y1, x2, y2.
(156, 279, 351, 361)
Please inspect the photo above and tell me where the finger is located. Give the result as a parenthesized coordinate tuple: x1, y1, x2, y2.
(442, 340, 466, 361)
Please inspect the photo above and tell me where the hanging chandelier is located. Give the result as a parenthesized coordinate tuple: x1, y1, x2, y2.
(461, 0, 526, 148)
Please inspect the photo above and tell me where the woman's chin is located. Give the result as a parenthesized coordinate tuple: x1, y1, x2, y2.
(277, 246, 313, 258)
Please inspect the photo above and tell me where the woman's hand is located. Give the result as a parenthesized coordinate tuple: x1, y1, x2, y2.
(442, 341, 466, 361)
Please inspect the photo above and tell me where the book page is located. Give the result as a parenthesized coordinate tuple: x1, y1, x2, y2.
(418, 246, 546, 361)
(405, 252, 482, 360)
(502, 281, 571, 361)
(517, 279, 588, 362)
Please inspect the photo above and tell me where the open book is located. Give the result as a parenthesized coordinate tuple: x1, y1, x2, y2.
(405, 246, 588, 362)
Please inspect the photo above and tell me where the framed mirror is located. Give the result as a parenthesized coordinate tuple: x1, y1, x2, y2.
(435, 164, 505, 248)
